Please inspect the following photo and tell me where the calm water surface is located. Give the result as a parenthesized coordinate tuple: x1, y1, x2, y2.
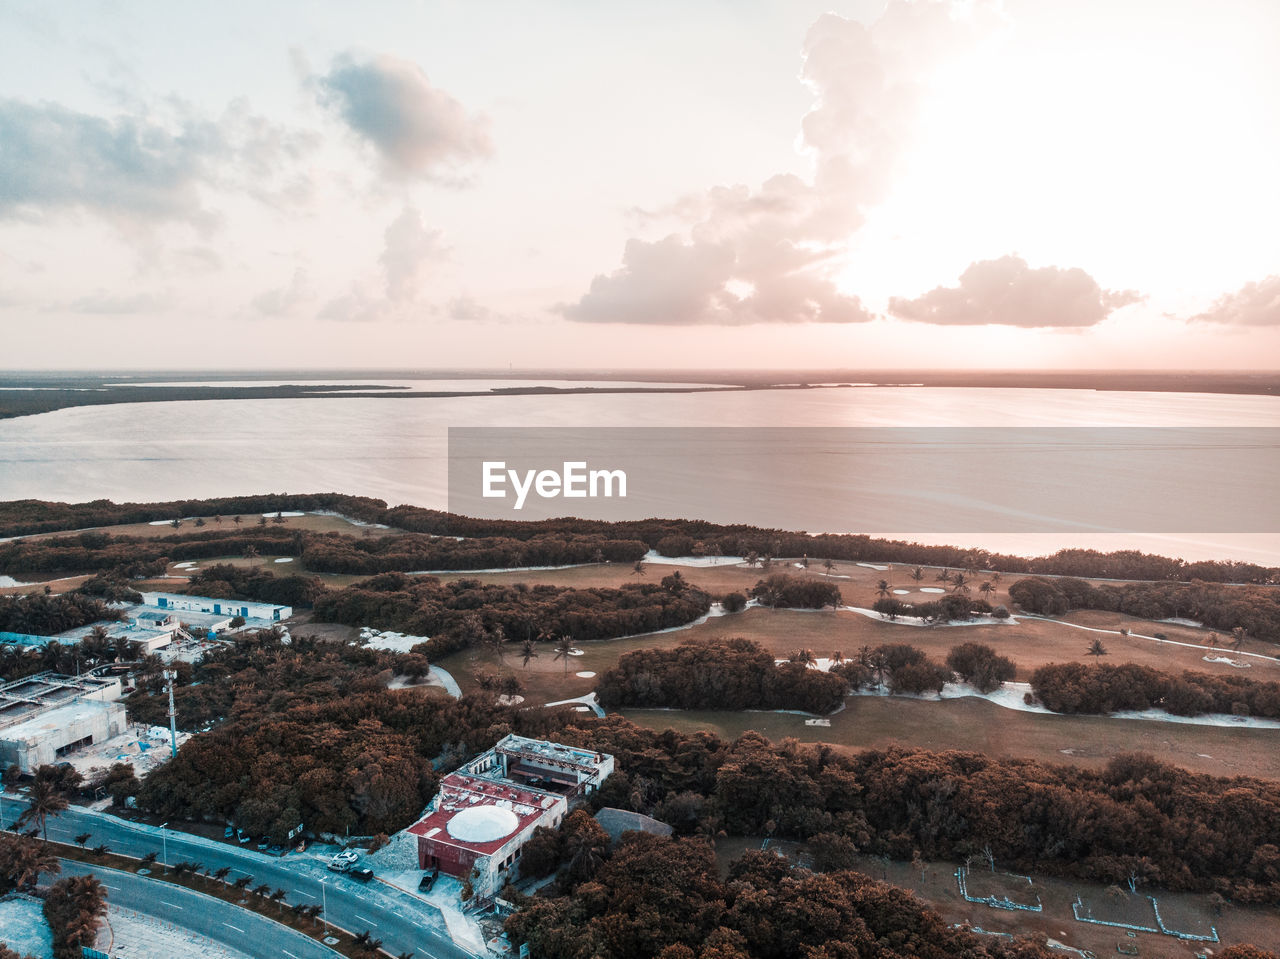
(2, 384, 1276, 562)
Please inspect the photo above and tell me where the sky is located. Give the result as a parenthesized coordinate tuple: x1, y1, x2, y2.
(1, 0, 1278, 370)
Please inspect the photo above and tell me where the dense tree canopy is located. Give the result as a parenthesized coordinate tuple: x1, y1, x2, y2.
(596, 638, 848, 714)
(1031, 662, 1280, 718)
(1008, 576, 1280, 641)
(555, 718, 1280, 902)
(313, 574, 712, 657)
(507, 831, 1060, 959)
(133, 630, 572, 835)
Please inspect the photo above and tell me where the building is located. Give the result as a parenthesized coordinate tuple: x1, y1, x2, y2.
(465, 734, 615, 797)
(139, 592, 292, 624)
(407, 735, 614, 897)
(54, 610, 186, 653)
(0, 672, 126, 773)
(0, 631, 76, 649)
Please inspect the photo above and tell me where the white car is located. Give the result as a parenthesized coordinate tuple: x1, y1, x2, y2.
(330, 850, 359, 866)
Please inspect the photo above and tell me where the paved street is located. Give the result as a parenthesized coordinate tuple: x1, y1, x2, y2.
(6, 797, 478, 959)
(59, 859, 338, 959)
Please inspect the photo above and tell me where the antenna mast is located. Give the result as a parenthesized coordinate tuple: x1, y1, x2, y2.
(162, 669, 178, 758)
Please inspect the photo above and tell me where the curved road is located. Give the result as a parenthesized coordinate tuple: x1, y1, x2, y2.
(57, 859, 339, 959)
(7, 798, 477, 959)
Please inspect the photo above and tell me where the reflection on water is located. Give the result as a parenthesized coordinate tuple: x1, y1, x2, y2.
(2, 385, 1277, 562)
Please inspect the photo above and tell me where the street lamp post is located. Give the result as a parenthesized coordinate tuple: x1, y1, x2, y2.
(160, 822, 169, 873)
(319, 877, 328, 934)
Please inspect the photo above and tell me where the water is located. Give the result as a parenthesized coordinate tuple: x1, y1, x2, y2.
(1, 384, 1277, 563)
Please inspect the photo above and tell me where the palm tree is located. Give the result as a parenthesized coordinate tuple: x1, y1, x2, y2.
(553, 636, 576, 676)
(1, 833, 59, 890)
(632, 560, 646, 576)
(790, 649, 817, 668)
(979, 581, 995, 603)
(830, 650, 845, 668)
(243, 544, 259, 563)
(520, 640, 539, 670)
(875, 580, 892, 600)
(910, 567, 925, 586)
(53, 874, 107, 949)
(990, 571, 1002, 586)
(485, 624, 508, 664)
(935, 568, 952, 584)
(1086, 638, 1108, 660)
(823, 559, 836, 576)
(1208, 633, 1220, 651)
(1231, 627, 1247, 651)
(231, 515, 242, 525)
(82, 625, 113, 665)
(21, 776, 69, 840)
(950, 573, 970, 594)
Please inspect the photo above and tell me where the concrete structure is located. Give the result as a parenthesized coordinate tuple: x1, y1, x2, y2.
(593, 807, 673, 845)
(408, 735, 613, 897)
(140, 592, 291, 624)
(55, 610, 185, 653)
(466, 734, 614, 797)
(0, 672, 126, 773)
(0, 630, 76, 648)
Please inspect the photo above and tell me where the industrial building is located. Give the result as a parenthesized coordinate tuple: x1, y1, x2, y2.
(55, 609, 186, 653)
(140, 592, 292, 624)
(0, 672, 126, 774)
(408, 735, 613, 897)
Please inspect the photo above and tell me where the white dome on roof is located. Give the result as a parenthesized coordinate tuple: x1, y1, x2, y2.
(446, 804, 520, 843)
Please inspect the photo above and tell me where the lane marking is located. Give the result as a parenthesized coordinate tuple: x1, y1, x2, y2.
(355, 913, 376, 924)
(222, 922, 244, 933)
(159, 900, 182, 909)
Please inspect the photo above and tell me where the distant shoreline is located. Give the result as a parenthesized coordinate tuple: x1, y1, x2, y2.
(1, 370, 1277, 421)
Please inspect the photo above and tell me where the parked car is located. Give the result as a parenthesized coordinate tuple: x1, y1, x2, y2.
(268, 844, 284, 855)
(418, 869, 438, 892)
(327, 859, 351, 873)
(256, 837, 271, 850)
(347, 868, 374, 883)
(236, 829, 251, 844)
(223, 826, 235, 839)
(331, 850, 359, 866)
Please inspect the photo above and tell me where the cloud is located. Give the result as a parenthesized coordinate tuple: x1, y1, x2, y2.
(380, 206, 448, 301)
(444, 296, 510, 323)
(317, 53, 491, 179)
(64, 290, 173, 314)
(0, 96, 315, 228)
(1189, 275, 1280, 326)
(253, 267, 311, 316)
(887, 255, 1142, 327)
(561, 2, 988, 326)
(0, 98, 222, 226)
(317, 206, 450, 321)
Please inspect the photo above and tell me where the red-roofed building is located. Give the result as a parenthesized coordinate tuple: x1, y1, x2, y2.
(407, 736, 613, 897)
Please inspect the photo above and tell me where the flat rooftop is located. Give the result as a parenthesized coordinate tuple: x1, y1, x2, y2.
(494, 734, 611, 772)
(408, 773, 559, 856)
(0, 698, 123, 744)
(0, 672, 120, 729)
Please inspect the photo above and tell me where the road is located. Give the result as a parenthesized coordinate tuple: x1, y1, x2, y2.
(6, 798, 477, 959)
(57, 859, 340, 959)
